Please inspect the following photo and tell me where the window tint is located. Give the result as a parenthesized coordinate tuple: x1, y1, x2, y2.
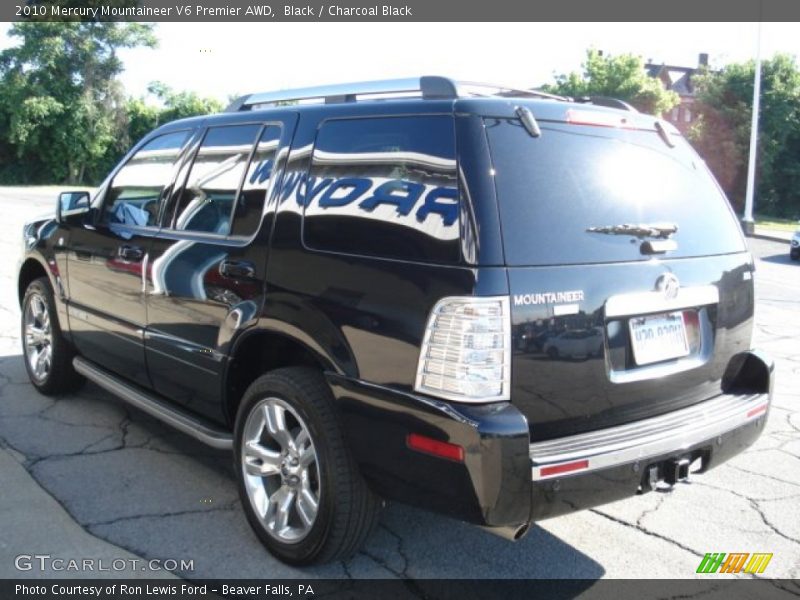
(303, 116, 460, 263)
(485, 118, 745, 266)
(103, 131, 189, 227)
(172, 124, 260, 235)
(231, 125, 282, 237)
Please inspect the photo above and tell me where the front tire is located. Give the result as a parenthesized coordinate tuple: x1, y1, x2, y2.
(21, 277, 84, 395)
(234, 367, 380, 565)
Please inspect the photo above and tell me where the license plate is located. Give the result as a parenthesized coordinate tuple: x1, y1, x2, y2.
(629, 311, 690, 366)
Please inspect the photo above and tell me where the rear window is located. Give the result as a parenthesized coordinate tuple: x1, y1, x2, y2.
(485, 118, 746, 266)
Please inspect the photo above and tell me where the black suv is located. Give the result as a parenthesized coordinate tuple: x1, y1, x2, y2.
(17, 76, 774, 565)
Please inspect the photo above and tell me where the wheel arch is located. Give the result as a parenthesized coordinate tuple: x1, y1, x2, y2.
(222, 326, 352, 427)
(18, 257, 50, 305)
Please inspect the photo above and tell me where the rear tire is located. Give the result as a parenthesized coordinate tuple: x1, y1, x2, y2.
(21, 277, 85, 395)
(234, 367, 380, 565)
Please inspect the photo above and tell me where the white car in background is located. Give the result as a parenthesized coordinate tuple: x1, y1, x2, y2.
(791, 229, 799, 261)
(543, 328, 604, 360)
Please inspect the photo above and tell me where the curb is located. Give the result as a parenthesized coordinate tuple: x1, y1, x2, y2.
(748, 232, 793, 244)
(0, 447, 178, 579)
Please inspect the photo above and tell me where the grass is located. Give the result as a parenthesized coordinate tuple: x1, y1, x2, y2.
(755, 215, 799, 232)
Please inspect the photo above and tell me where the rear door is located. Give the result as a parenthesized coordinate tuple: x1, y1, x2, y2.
(66, 130, 193, 386)
(144, 117, 294, 422)
(484, 113, 754, 441)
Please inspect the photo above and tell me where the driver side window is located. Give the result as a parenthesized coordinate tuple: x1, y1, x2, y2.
(103, 131, 190, 227)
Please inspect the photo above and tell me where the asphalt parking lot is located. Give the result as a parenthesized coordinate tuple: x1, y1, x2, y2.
(0, 187, 798, 580)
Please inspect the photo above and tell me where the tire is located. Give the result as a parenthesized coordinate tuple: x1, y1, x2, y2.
(21, 277, 85, 395)
(234, 367, 380, 565)
(546, 346, 559, 360)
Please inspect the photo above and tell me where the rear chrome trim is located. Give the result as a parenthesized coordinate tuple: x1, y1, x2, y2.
(73, 357, 233, 450)
(605, 284, 719, 318)
(529, 392, 768, 481)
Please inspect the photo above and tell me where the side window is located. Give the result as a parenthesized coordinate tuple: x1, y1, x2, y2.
(103, 131, 189, 227)
(231, 125, 282, 237)
(172, 124, 260, 235)
(302, 116, 460, 263)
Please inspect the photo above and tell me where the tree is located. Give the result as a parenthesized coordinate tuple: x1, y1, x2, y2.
(689, 54, 800, 217)
(147, 82, 224, 124)
(545, 49, 680, 115)
(124, 82, 224, 148)
(0, 22, 156, 184)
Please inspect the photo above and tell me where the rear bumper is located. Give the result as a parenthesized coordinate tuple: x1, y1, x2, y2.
(529, 391, 769, 482)
(328, 350, 774, 533)
(529, 400, 768, 521)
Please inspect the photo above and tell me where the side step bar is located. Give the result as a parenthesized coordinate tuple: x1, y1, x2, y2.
(73, 357, 233, 450)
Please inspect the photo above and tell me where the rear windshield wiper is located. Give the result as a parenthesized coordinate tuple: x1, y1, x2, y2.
(586, 223, 678, 239)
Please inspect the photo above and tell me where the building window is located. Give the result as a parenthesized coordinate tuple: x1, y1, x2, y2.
(684, 109, 692, 123)
(671, 107, 680, 122)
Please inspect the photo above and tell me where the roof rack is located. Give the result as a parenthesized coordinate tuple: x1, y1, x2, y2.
(225, 76, 567, 112)
(226, 76, 458, 112)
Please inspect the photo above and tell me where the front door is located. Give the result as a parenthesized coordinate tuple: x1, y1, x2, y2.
(66, 130, 194, 387)
(145, 119, 293, 421)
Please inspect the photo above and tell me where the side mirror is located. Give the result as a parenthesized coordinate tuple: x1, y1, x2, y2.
(56, 191, 91, 223)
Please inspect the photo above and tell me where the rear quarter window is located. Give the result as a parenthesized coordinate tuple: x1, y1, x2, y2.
(485, 118, 746, 266)
(302, 115, 461, 263)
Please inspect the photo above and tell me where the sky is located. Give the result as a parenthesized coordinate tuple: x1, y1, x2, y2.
(1, 22, 798, 102)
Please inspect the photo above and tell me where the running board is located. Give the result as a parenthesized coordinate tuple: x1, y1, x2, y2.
(73, 357, 233, 450)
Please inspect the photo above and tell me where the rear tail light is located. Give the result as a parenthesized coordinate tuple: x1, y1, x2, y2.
(415, 296, 511, 402)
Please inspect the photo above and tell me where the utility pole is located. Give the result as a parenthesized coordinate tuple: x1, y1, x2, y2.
(742, 21, 762, 236)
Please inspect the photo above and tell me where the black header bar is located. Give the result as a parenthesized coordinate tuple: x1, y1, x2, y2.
(2, 0, 798, 22)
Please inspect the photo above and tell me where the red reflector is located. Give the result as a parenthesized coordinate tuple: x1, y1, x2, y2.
(747, 404, 768, 418)
(407, 433, 464, 462)
(540, 460, 589, 478)
(565, 109, 632, 129)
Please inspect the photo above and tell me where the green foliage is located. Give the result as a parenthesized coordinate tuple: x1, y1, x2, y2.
(147, 82, 224, 125)
(689, 54, 800, 217)
(0, 23, 222, 186)
(545, 49, 680, 115)
(123, 83, 223, 150)
(0, 22, 156, 184)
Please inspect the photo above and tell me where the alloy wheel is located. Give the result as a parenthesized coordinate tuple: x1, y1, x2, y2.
(23, 292, 53, 382)
(241, 397, 321, 543)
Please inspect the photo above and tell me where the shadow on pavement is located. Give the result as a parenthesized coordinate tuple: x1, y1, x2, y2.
(759, 253, 796, 266)
(0, 353, 604, 580)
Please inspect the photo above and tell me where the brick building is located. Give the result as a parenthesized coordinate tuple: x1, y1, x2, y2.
(645, 53, 709, 131)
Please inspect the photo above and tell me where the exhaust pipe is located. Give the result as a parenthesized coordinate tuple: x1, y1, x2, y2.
(480, 522, 530, 542)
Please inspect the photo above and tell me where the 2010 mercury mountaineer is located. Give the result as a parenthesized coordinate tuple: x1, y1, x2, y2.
(16, 76, 774, 565)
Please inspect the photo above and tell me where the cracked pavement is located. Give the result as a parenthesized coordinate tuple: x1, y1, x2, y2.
(1, 188, 798, 580)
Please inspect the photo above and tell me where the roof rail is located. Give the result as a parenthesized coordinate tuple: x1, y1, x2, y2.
(227, 76, 459, 111)
(225, 76, 574, 112)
